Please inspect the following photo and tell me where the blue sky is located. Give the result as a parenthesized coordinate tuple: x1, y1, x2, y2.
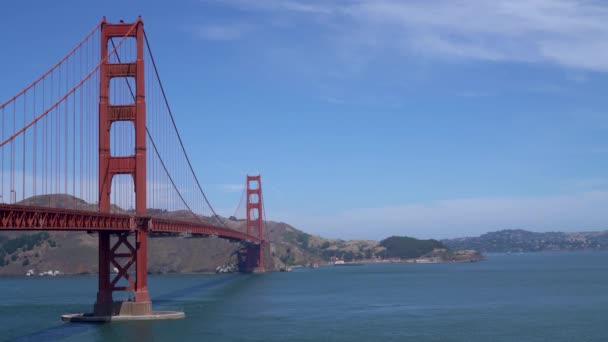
(1, 0, 608, 239)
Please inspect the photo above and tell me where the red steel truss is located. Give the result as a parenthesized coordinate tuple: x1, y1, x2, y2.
(0, 204, 263, 242)
(0, 204, 132, 231)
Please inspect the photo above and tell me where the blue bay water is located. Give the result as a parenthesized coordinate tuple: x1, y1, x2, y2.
(1, 252, 607, 341)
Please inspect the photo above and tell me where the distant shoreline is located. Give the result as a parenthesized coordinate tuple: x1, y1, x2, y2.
(443, 229, 608, 254)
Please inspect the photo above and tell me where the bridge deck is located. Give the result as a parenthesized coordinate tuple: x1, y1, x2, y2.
(0, 204, 260, 244)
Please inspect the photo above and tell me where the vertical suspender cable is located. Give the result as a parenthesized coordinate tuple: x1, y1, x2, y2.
(0, 107, 4, 203)
(22, 93, 26, 201)
(33, 86, 37, 197)
(143, 31, 227, 227)
(11, 102, 15, 203)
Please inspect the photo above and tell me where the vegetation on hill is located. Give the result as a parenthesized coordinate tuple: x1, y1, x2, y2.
(0, 232, 52, 267)
(274, 226, 460, 263)
(379, 236, 445, 259)
(270, 224, 383, 264)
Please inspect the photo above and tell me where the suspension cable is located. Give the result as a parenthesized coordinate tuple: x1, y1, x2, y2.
(0, 22, 138, 148)
(232, 184, 246, 219)
(146, 127, 199, 219)
(108, 39, 204, 225)
(0, 20, 104, 110)
(143, 30, 228, 227)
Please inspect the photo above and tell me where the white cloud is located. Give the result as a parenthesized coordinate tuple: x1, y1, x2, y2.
(193, 23, 252, 41)
(280, 191, 608, 240)
(216, 183, 244, 193)
(214, 0, 608, 72)
(204, 0, 334, 14)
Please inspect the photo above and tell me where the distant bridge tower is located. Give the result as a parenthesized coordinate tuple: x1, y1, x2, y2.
(243, 175, 266, 272)
(96, 17, 151, 316)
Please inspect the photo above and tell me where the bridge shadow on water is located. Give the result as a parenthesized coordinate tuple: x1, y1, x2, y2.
(7, 273, 257, 342)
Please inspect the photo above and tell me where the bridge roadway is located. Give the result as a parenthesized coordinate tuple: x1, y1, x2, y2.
(0, 204, 261, 244)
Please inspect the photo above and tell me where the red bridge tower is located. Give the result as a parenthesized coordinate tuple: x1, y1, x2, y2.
(96, 17, 151, 316)
(243, 175, 266, 272)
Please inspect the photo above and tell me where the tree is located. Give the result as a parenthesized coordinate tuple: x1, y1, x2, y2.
(380, 236, 445, 259)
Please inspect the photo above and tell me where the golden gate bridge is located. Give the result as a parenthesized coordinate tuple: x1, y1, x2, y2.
(0, 17, 268, 321)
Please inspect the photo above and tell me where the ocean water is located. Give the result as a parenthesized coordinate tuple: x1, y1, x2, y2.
(1, 252, 607, 341)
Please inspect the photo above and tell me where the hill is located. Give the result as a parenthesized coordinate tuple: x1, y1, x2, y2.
(1, 194, 482, 275)
(443, 229, 608, 253)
